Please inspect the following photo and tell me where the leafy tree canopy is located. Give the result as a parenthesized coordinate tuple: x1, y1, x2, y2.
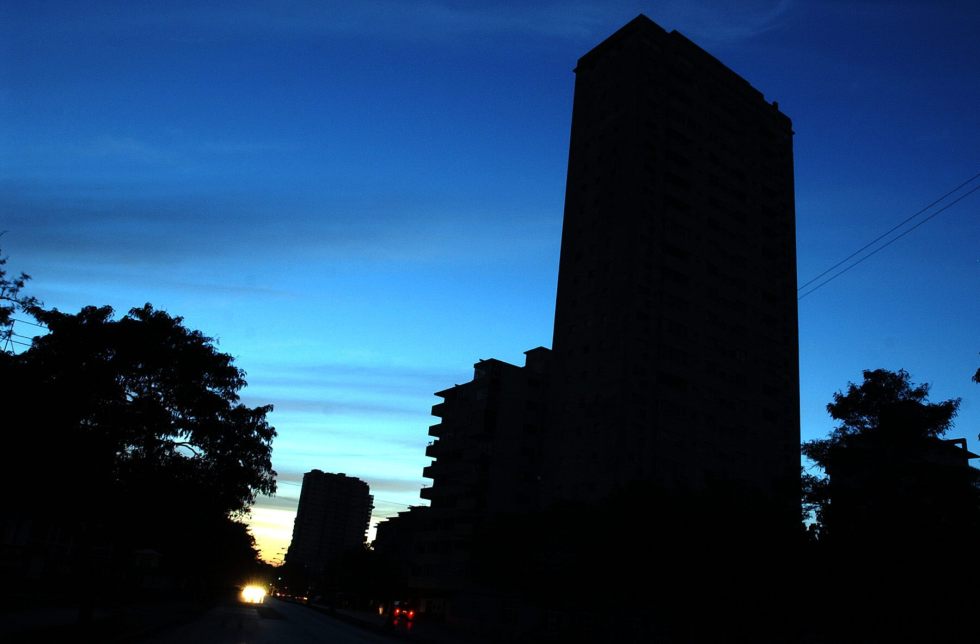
(4, 302, 276, 519)
(803, 369, 959, 463)
(2, 247, 275, 591)
(0, 248, 39, 350)
(802, 369, 977, 547)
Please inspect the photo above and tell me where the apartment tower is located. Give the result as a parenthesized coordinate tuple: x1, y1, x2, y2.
(546, 15, 799, 516)
(411, 16, 801, 617)
(285, 470, 373, 575)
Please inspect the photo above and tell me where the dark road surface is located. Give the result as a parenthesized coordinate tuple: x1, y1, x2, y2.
(143, 598, 398, 644)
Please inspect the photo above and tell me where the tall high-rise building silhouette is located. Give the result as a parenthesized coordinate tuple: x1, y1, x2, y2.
(408, 14, 800, 623)
(546, 15, 798, 513)
(285, 470, 373, 575)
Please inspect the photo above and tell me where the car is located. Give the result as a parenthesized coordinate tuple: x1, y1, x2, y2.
(389, 600, 418, 628)
(240, 584, 267, 604)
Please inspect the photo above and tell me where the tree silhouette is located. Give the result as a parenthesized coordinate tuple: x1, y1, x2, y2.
(802, 369, 979, 642)
(0, 247, 39, 351)
(6, 303, 276, 515)
(2, 300, 276, 596)
(802, 368, 977, 547)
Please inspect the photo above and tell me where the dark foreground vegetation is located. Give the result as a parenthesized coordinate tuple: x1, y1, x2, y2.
(1, 250, 276, 637)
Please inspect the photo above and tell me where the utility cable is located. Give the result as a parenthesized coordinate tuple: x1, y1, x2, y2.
(799, 182, 980, 300)
(798, 170, 980, 292)
(12, 317, 47, 328)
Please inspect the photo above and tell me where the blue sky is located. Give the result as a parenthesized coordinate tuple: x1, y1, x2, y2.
(2, 1, 978, 561)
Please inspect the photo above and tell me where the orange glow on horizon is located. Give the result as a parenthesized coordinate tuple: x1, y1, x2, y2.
(246, 504, 390, 564)
(247, 506, 295, 564)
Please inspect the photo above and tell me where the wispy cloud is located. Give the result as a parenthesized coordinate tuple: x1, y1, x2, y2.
(1, 176, 556, 273)
(243, 394, 424, 418)
(83, 136, 172, 163)
(252, 493, 299, 511)
(652, 0, 796, 45)
(261, 472, 423, 498)
(6, 2, 796, 46)
(366, 476, 427, 494)
(11, 1, 607, 42)
(272, 470, 307, 485)
(247, 360, 462, 397)
(239, 361, 456, 440)
(18, 135, 295, 168)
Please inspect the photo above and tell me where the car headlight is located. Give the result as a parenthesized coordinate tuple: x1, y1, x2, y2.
(241, 585, 266, 603)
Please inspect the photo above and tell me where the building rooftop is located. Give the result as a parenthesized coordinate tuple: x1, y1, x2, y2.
(575, 13, 787, 119)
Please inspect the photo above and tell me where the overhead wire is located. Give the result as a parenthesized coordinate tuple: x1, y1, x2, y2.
(798, 170, 980, 292)
(12, 317, 47, 328)
(270, 478, 421, 508)
(798, 172, 980, 301)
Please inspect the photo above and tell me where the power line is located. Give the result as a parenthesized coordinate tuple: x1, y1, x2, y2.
(272, 478, 421, 507)
(373, 498, 416, 508)
(12, 317, 47, 329)
(798, 170, 980, 292)
(799, 182, 980, 301)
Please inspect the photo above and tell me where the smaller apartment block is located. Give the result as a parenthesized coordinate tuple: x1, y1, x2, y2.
(410, 348, 550, 593)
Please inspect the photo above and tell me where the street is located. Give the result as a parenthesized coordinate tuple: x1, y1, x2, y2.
(143, 598, 399, 644)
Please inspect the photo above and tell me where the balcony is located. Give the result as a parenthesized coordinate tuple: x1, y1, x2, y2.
(419, 486, 435, 500)
(422, 464, 437, 479)
(431, 402, 446, 417)
(425, 441, 442, 458)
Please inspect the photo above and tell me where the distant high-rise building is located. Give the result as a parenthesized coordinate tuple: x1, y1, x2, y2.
(285, 470, 373, 575)
(546, 15, 799, 514)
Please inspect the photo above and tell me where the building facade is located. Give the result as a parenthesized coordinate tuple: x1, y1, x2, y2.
(413, 14, 801, 625)
(285, 470, 373, 576)
(415, 348, 550, 594)
(546, 15, 799, 515)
